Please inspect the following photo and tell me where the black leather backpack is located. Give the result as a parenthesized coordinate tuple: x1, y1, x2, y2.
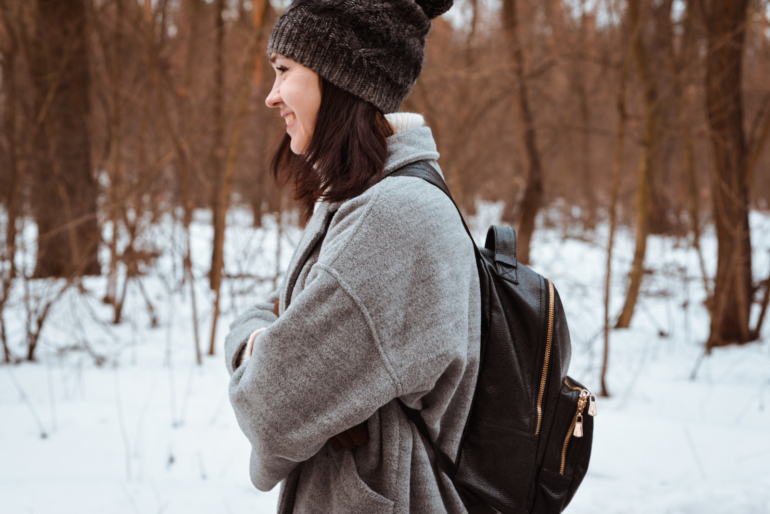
(390, 162, 596, 514)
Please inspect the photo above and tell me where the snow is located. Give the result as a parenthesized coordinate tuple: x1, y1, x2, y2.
(2, 205, 769, 513)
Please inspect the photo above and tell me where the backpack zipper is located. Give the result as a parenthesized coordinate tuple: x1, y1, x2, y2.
(535, 279, 555, 435)
(560, 378, 596, 474)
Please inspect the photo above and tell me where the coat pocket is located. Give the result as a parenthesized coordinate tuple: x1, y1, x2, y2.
(335, 452, 395, 514)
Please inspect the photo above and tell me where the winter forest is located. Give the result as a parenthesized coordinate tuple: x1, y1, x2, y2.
(1, 0, 769, 512)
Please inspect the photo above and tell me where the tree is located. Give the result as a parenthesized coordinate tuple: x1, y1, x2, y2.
(30, 0, 100, 278)
(697, 0, 754, 348)
(208, 0, 271, 355)
(209, 0, 227, 291)
(502, 0, 545, 265)
(615, 0, 660, 328)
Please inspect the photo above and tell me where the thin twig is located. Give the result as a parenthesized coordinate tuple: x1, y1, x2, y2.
(113, 364, 133, 481)
(5, 366, 48, 438)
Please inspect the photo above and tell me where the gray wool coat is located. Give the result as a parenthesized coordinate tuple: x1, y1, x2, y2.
(225, 125, 481, 514)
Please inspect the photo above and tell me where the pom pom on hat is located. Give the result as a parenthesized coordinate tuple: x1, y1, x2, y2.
(415, 0, 454, 19)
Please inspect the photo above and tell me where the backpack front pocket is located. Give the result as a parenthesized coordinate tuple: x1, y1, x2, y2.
(533, 377, 595, 513)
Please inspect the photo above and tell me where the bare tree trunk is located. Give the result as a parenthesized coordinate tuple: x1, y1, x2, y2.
(31, 0, 100, 278)
(154, 0, 204, 363)
(645, 0, 677, 237)
(616, 0, 657, 329)
(754, 274, 770, 338)
(1, 311, 11, 363)
(668, 3, 711, 300)
(601, 24, 631, 399)
(184, 0, 202, 364)
(208, 0, 270, 355)
(700, 0, 753, 348)
(105, 0, 124, 306)
(209, 0, 227, 291)
(503, 0, 544, 265)
(575, 1, 596, 229)
(0, 5, 21, 280)
(437, 0, 477, 211)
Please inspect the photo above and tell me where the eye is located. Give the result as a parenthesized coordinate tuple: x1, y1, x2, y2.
(277, 65, 289, 73)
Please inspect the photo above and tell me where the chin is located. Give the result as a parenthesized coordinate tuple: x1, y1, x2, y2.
(290, 139, 307, 155)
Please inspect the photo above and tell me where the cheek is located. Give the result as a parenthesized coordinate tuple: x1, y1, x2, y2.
(296, 105, 316, 141)
(297, 82, 321, 134)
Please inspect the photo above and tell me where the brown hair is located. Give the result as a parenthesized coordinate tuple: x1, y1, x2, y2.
(270, 77, 395, 224)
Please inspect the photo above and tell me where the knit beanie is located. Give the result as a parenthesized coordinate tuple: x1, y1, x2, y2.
(267, 0, 454, 114)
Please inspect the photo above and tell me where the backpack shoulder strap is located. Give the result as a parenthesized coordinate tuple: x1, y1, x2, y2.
(390, 161, 477, 249)
(392, 161, 518, 279)
(390, 161, 453, 196)
(390, 161, 479, 480)
(397, 398, 458, 479)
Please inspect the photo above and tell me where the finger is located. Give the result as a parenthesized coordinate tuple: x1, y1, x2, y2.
(348, 423, 368, 446)
(328, 437, 342, 451)
(335, 432, 356, 450)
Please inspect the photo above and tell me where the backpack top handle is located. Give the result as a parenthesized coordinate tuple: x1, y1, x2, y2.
(485, 226, 517, 269)
(485, 226, 519, 284)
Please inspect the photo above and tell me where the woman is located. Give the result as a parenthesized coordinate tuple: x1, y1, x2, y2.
(225, 0, 480, 512)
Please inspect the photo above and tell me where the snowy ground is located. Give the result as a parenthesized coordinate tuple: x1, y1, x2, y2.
(1, 205, 769, 514)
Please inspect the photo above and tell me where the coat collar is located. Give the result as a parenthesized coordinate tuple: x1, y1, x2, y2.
(281, 121, 441, 310)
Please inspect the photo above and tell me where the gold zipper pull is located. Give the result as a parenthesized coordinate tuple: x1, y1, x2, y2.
(588, 395, 597, 416)
(573, 414, 584, 437)
(561, 390, 589, 475)
(573, 391, 588, 438)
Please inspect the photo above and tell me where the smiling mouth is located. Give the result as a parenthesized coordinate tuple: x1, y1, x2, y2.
(283, 113, 296, 126)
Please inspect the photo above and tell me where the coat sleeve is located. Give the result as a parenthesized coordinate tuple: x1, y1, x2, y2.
(227, 265, 400, 491)
(224, 287, 280, 376)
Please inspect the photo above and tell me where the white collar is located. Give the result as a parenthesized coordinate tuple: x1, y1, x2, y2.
(384, 112, 425, 134)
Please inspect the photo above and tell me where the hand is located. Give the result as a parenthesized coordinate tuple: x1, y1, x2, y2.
(328, 421, 369, 451)
(244, 298, 279, 364)
(243, 327, 266, 362)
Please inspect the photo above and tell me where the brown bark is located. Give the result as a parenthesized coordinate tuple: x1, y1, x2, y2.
(208, 0, 270, 355)
(209, 0, 227, 291)
(602, 20, 631, 399)
(0, 5, 19, 362)
(186, 2, 203, 364)
(645, 0, 676, 236)
(502, 0, 544, 265)
(31, 0, 100, 278)
(156, 0, 204, 363)
(574, 1, 596, 229)
(0, 2, 20, 280)
(699, 0, 753, 348)
(754, 275, 770, 338)
(105, 0, 124, 306)
(616, 0, 658, 329)
(668, 3, 711, 300)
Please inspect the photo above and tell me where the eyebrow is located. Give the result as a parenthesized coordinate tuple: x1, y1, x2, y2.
(269, 54, 277, 64)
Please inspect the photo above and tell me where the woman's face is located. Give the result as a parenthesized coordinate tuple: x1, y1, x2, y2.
(265, 54, 322, 155)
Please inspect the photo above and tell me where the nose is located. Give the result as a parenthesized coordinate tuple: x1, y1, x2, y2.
(265, 80, 281, 109)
